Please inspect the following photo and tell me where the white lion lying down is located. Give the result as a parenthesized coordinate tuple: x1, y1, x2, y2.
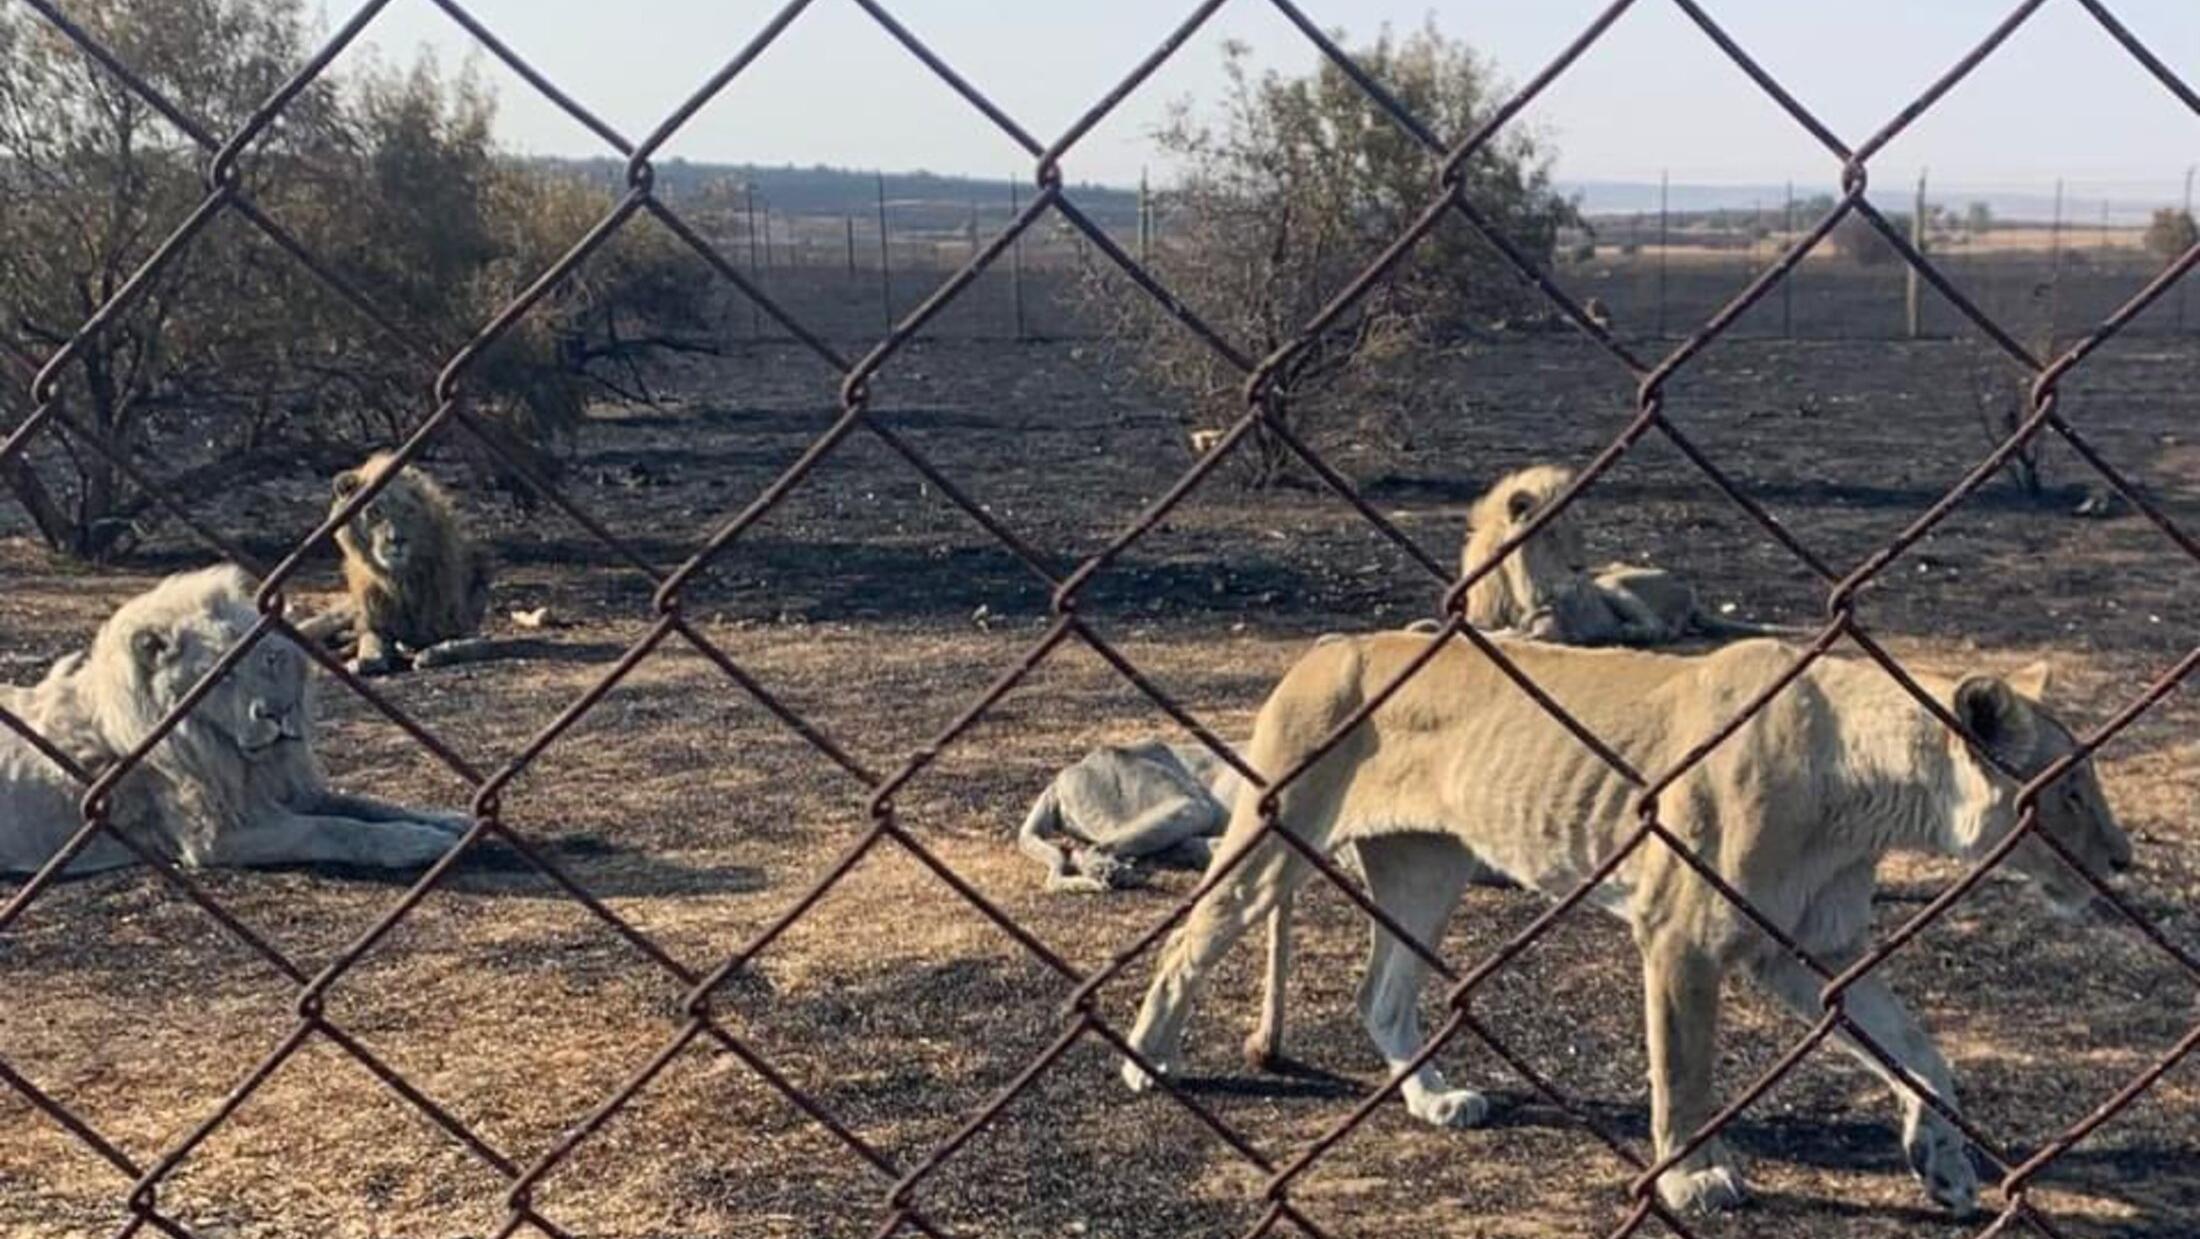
(1, 564, 469, 877)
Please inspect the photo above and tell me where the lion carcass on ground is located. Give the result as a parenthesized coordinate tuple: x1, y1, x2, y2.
(1120, 630, 2130, 1216)
(1463, 464, 1799, 644)
(1, 564, 470, 876)
(304, 452, 497, 676)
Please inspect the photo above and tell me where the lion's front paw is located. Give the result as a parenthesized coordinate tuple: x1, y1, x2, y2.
(1905, 1115, 1978, 1217)
(346, 653, 400, 678)
(1406, 1085, 1490, 1129)
(1045, 873, 1113, 895)
(1655, 1146, 1748, 1214)
(1071, 848, 1139, 890)
(1120, 1056, 1171, 1094)
(373, 821, 465, 868)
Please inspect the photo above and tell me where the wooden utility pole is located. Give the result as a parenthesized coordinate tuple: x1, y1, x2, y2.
(744, 185, 759, 272)
(876, 170, 893, 329)
(1906, 169, 1927, 339)
(1138, 167, 1152, 265)
(1008, 176, 1027, 340)
(1782, 179, 1795, 338)
(845, 214, 857, 276)
(2048, 177, 2066, 343)
(2181, 165, 2195, 331)
(743, 185, 761, 336)
(1655, 169, 1669, 338)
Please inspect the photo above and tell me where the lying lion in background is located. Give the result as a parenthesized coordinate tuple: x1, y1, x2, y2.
(1120, 630, 2129, 1216)
(300, 452, 499, 676)
(1017, 739, 1246, 893)
(1464, 463, 1801, 644)
(1, 564, 469, 876)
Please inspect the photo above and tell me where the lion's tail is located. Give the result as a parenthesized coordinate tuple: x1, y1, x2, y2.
(1688, 611, 1816, 640)
(409, 636, 535, 670)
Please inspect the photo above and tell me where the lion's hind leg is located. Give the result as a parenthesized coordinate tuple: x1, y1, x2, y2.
(1747, 951, 1977, 1216)
(1596, 581, 1678, 646)
(1121, 803, 1327, 1093)
(410, 635, 498, 670)
(1244, 891, 1293, 1072)
(1356, 833, 1486, 1127)
(412, 635, 544, 670)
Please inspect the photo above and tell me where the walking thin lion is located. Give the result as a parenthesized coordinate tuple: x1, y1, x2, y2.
(1119, 629, 2129, 1216)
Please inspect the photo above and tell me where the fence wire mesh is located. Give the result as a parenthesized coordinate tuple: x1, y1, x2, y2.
(3, 0, 2198, 1235)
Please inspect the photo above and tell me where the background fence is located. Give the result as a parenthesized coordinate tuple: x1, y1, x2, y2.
(3, 1, 2198, 1236)
(595, 188, 2200, 347)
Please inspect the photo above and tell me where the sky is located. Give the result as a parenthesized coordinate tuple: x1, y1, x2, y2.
(349, 1, 2199, 204)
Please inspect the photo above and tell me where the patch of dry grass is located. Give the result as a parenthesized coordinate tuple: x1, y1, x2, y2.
(5, 333, 2199, 1236)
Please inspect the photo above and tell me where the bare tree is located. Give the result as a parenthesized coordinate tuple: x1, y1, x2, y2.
(1070, 25, 1578, 486)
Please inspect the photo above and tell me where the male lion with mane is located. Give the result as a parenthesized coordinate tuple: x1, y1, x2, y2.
(308, 451, 497, 676)
(2, 564, 469, 875)
(1120, 630, 2129, 1216)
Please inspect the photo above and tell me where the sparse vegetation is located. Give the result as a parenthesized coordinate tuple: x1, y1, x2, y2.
(1831, 210, 1902, 266)
(0, 0, 714, 560)
(2144, 206, 2198, 260)
(1071, 24, 1578, 486)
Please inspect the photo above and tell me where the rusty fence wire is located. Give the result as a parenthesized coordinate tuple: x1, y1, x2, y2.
(3, 1, 2199, 1235)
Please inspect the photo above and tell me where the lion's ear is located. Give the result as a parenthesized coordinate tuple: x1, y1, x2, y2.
(1505, 489, 1539, 522)
(2004, 659, 2052, 702)
(1954, 674, 2038, 761)
(332, 469, 364, 500)
(130, 627, 171, 669)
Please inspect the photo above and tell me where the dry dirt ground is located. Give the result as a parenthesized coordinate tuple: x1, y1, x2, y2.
(3, 327, 2199, 1239)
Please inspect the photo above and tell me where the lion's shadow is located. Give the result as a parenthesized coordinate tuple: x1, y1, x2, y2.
(1171, 1074, 2192, 1235)
(272, 832, 764, 900)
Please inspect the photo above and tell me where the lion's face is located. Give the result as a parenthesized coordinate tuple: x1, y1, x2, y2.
(1951, 668, 2132, 920)
(1491, 480, 1591, 612)
(107, 569, 313, 763)
(220, 640, 312, 757)
(1507, 489, 1591, 580)
(333, 468, 429, 578)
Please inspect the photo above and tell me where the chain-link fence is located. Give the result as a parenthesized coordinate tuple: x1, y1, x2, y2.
(4, 1, 2198, 1235)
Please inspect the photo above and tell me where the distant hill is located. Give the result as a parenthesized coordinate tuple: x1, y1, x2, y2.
(1562, 177, 2190, 227)
(532, 157, 1142, 232)
(521, 159, 2182, 237)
